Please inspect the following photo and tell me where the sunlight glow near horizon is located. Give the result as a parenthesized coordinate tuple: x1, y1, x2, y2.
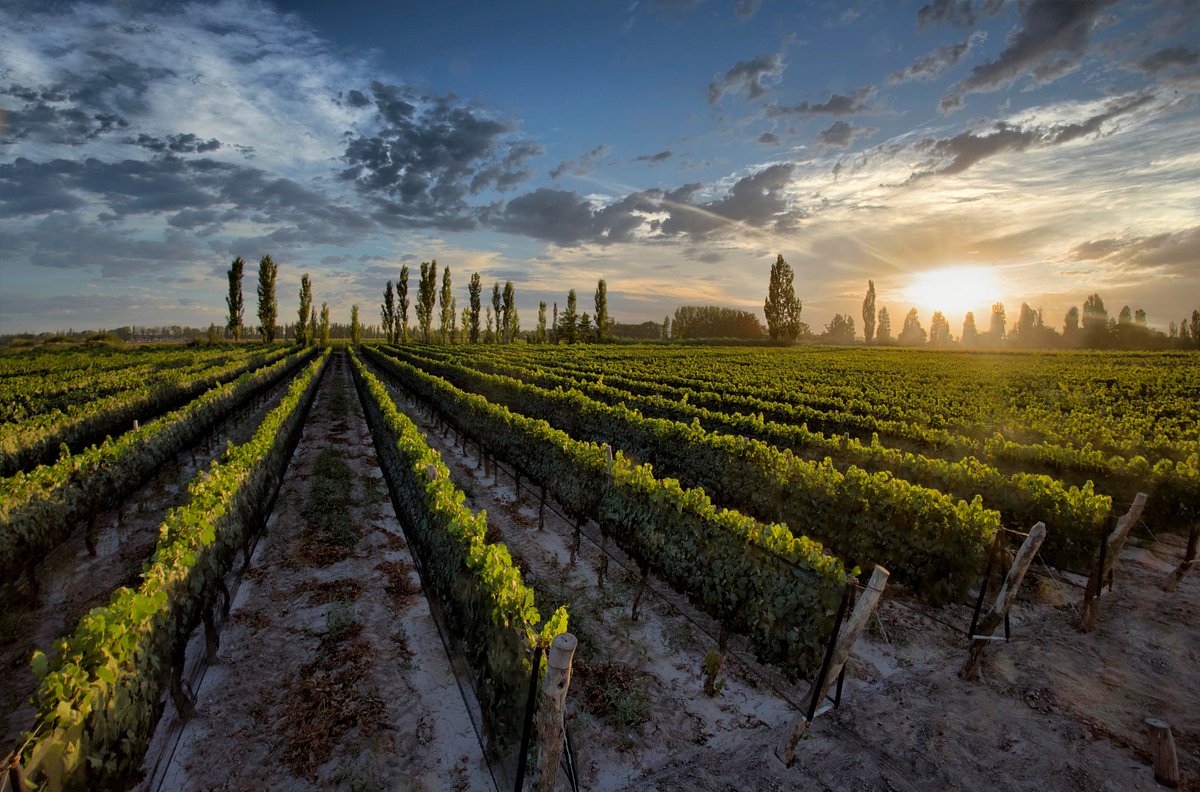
(902, 266, 1001, 320)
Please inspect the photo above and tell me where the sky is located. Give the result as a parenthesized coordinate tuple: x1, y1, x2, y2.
(1, 0, 1198, 336)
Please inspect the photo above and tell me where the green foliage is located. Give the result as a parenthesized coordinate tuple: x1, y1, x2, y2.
(19, 352, 329, 790)
(764, 254, 802, 341)
(257, 254, 278, 342)
(226, 256, 244, 341)
(297, 273, 314, 346)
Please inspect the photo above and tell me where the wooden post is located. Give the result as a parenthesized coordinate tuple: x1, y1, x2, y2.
(1081, 493, 1148, 632)
(961, 523, 1046, 680)
(776, 565, 890, 766)
(6, 760, 31, 792)
(538, 486, 546, 531)
(1145, 718, 1180, 788)
(533, 633, 578, 792)
(630, 564, 649, 621)
(1163, 525, 1198, 593)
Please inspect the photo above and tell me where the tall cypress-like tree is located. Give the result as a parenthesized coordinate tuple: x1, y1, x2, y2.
(310, 306, 317, 347)
(350, 304, 361, 346)
(560, 289, 579, 343)
(439, 265, 453, 344)
(501, 280, 517, 343)
(297, 273, 313, 345)
(961, 312, 978, 347)
(491, 283, 503, 343)
(763, 254, 802, 341)
(460, 306, 470, 343)
(417, 261, 437, 342)
(256, 255, 278, 342)
(662, 316, 670, 340)
(988, 302, 1006, 343)
(594, 279, 609, 342)
(929, 311, 951, 345)
(876, 307, 892, 344)
(536, 301, 547, 343)
(226, 256, 244, 341)
(861, 280, 876, 345)
(381, 281, 396, 344)
(397, 264, 410, 342)
(468, 272, 482, 343)
(319, 302, 330, 345)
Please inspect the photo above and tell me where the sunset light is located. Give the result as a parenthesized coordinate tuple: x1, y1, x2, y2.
(903, 266, 1001, 319)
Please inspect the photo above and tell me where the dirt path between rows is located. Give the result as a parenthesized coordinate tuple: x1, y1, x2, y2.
(140, 352, 493, 792)
(371, 359, 1199, 792)
(1, 371, 296, 753)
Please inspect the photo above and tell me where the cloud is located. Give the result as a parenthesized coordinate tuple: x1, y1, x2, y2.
(916, 0, 976, 29)
(708, 53, 785, 104)
(549, 144, 611, 179)
(909, 93, 1154, 180)
(734, 0, 760, 21)
(659, 163, 801, 239)
(633, 150, 673, 164)
(126, 132, 221, 153)
(757, 132, 780, 146)
(1136, 46, 1200, 74)
(1066, 226, 1200, 274)
(339, 82, 542, 227)
(0, 85, 131, 145)
(940, 0, 1117, 111)
(815, 121, 876, 149)
(888, 31, 985, 84)
(765, 85, 875, 116)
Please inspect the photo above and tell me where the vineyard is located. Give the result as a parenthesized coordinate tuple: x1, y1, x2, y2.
(1, 342, 1197, 791)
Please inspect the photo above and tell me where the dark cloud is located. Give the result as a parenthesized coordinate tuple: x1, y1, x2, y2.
(0, 85, 130, 145)
(633, 150, 673, 164)
(708, 53, 785, 104)
(734, 0, 760, 21)
(1067, 226, 1200, 274)
(888, 31, 985, 84)
(940, 0, 1117, 111)
(659, 163, 800, 239)
(1136, 46, 1200, 74)
(339, 81, 541, 228)
(909, 93, 1154, 181)
(126, 132, 222, 154)
(486, 187, 661, 247)
(765, 85, 875, 116)
(815, 121, 876, 149)
(757, 132, 780, 146)
(549, 144, 611, 179)
(916, 0, 1003, 30)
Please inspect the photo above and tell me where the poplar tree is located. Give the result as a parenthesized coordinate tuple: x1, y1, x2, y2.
(961, 312, 978, 347)
(491, 283, 502, 343)
(662, 316, 670, 340)
(501, 281, 517, 342)
(560, 289, 579, 343)
(417, 261, 437, 342)
(460, 306, 470, 343)
(439, 265, 453, 343)
(351, 304, 361, 346)
(319, 302, 330, 345)
(226, 256, 244, 341)
(297, 273, 313, 345)
(309, 306, 317, 347)
(763, 254, 802, 341)
(381, 281, 396, 344)
(988, 302, 1006, 343)
(256, 254, 278, 342)
(861, 280, 876, 345)
(876, 307, 892, 344)
(468, 272, 482, 343)
(536, 302, 547, 343)
(397, 265, 411, 342)
(594, 279, 609, 341)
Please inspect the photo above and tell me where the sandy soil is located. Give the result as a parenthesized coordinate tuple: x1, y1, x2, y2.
(1, 373, 296, 753)
(368, 359, 1199, 792)
(140, 352, 493, 792)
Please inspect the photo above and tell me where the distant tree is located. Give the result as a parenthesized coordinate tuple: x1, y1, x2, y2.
(763, 254, 803, 340)
(552, 303, 559, 343)
(662, 315, 670, 340)
(350, 304, 361, 346)
(823, 313, 856, 345)
(1063, 306, 1080, 343)
(468, 272, 482, 343)
(297, 273, 313, 345)
(485, 306, 495, 343)
(560, 290, 579, 343)
(460, 306, 470, 344)
(672, 305, 764, 339)
(438, 265, 453, 344)
(256, 254, 278, 342)
(397, 265, 410, 342)
(1168, 320, 1177, 338)
(876, 307, 892, 344)
(319, 302, 330, 345)
(580, 312, 593, 342)
(536, 301, 548, 343)
(1082, 293, 1107, 330)
(449, 295, 458, 343)
(612, 320, 662, 339)
(594, 279, 610, 341)
(1191, 309, 1200, 349)
(502, 280, 517, 343)
(861, 280, 876, 344)
(226, 256, 244, 341)
(985, 302, 1006, 345)
(417, 261, 437, 342)
(380, 281, 396, 344)
(1135, 308, 1147, 326)
(961, 312, 978, 347)
(1011, 303, 1037, 343)
(491, 283, 503, 344)
(929, 311, 951, 345)
(207, 323, 221, 344)
(898, 308, 926, 346)
(1180, 318, 1193, 348)
(1118, 305, 1133, 325)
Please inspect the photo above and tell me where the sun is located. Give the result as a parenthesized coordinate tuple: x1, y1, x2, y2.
(902, 266, 1001, 319)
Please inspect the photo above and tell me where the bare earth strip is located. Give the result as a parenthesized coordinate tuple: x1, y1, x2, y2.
(140, 353, 492, 792)
(1, 372, 297, 752)
(369, 358, 1199, 792)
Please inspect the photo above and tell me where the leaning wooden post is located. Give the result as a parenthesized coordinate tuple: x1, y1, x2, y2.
(1145, 718, 1180, 788)
(1163, 525, 1198, 593)
(961, 523, 1046, 681)
(533, 633, 578, 792)
(776, 564, 889, 767)
(1080, 493, 1148, 632)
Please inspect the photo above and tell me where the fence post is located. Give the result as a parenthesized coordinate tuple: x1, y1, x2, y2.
(1163, 525, 1198, 593)
(533, 633, 578, 792)
(1080, 493, 1148, 632)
